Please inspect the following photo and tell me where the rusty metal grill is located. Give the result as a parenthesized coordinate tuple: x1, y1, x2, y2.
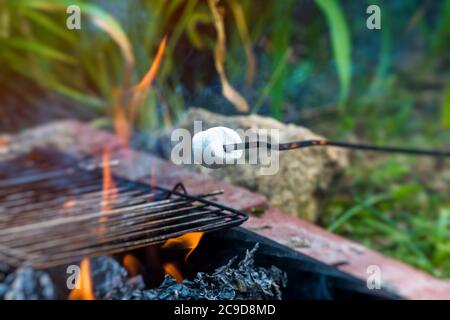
(0, 149, 248, 269)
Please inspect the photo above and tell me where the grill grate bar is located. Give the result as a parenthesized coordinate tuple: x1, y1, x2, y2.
(0, 149, 247, 268)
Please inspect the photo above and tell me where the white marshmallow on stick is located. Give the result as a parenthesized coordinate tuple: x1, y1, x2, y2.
(192, 127, 243, 168)
(191, 126, 450, 170)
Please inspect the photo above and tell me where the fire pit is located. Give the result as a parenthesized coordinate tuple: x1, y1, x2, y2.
(0, 123, 404, 299)
(0, 121, 401, 300)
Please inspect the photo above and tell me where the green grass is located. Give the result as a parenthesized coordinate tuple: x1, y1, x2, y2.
(315, 0, 351, 105)
(315, 81, 450, 278)
(442, 78, 450, 129)
(322, 169, 450, 277)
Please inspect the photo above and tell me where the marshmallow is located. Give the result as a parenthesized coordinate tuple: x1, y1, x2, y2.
(192, 127, 243, 168)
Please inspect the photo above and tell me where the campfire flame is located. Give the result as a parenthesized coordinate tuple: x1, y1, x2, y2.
(162, 232, 204, 262)
(113, 35, 167, 148)
(0, 136, 10, 152)
(163, 262, 184, 283)
(68, 258, 95, 300)
(69, 149, 117, 300)
(112, 104, 132, 149)
(68, 38, 197, 297)
(162, 232, 204, 263)
(123, 254, 142, 277)
(101, 148, 118, 217)
(63, 199, 76, 209)
(161, 232, 204, 282)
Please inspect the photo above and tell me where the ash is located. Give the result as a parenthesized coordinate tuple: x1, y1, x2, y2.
(106, 244, 287, 300)
(0, 244, 287, 300)
(0, 267, 55, 300)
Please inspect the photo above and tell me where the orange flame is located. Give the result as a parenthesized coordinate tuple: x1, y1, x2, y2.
(71, 36, 179, 297)
(113, 103, 132, 148)
(63, 199, 76, 209)
(113, 35, 167, 148)
(162, 232, 204, 262)
(101, 148, 118, 218)
(161, 232, 204, 282)
(163, 262, 184, 283)
(62, 198, 76, 217)
(68, 258, 95, 300)
(0, 136, 10, 151)
(133, 35, 167, 93)
(68, 150, 119, 300)
(123, 254, 142, 277)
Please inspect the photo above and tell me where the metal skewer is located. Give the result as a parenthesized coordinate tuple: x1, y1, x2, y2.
(224, 139, 450, 157)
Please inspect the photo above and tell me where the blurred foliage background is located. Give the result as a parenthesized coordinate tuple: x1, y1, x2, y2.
(0, 0, 450, 277)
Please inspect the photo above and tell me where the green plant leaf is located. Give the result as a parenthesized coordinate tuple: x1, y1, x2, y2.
(80, 3, 135, 74)
(442, 78, 450, 129)
(46, 80, 105, 109)
(327, 193, 392, 232)
(269, 0, 294, 120)
(18, 0, 134, 76)
(252, 49, 290, 114)
(186, 11, 211, 49)
(21, 9, 77, 43)
(315, 0, 352, 104)
(7, 38, 76, 63)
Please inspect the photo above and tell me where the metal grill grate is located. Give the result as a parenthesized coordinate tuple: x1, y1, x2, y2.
(0, 149, 248, 268)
